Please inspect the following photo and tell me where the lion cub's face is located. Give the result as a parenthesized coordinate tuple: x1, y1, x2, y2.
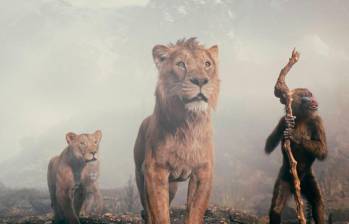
(66, 130, 102, 162)
(153, 38, 219, 113)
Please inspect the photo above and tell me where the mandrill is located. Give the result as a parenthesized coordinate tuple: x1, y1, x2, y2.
(265, 50, 328, 224)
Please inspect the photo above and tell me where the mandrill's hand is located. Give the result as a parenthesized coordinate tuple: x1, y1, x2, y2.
(284, 128, 302, 144)
(283, 115, 303, 143)
(284, 127, 294, 140)
(285, 115, 296, 129)
(288, 48, 300, 66)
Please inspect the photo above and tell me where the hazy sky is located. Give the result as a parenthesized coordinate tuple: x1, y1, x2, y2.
(0, 0, 348, 189)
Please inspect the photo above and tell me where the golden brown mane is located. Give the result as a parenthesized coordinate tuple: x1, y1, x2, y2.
(153, 37, 220, 129)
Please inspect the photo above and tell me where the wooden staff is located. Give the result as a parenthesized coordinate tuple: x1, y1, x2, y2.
(274, 49, 306, 224)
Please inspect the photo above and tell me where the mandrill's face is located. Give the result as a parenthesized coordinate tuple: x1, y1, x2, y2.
(66, 130, 102, 162)
(291, 88, 319, 117)
(153, 39, 220, 114)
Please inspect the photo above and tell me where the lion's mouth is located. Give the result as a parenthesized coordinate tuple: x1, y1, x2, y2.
(185, 93, 208, 104)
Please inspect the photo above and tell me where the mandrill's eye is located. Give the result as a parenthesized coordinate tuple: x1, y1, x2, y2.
(205, 61, 211, 68)
(176, 61, 186, 70)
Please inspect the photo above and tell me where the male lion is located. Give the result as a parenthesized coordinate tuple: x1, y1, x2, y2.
(47, 130, 102, 224)
(134, 38, 220, 224)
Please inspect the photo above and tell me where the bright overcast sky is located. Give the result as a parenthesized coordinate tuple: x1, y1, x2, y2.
(62, 0, 149, 8)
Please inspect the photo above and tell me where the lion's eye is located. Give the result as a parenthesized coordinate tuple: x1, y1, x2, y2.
(176, 61, 186, 70)
(80, 142, 86, 146)
(94, 141, 98, 144)
(205, 61, 211, 68)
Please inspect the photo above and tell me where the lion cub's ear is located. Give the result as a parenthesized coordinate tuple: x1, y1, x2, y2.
(94, 130, 102, 142)
(208, 45, 219, 63)
(66, 132, 77, 145)
(153, 45, 170, 69)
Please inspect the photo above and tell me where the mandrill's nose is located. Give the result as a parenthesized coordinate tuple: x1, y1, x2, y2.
(190, 77, 208, 87)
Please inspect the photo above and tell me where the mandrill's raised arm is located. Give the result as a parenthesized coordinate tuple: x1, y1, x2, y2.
(274, 49, 300, 104)
(265, 117, 286, 154)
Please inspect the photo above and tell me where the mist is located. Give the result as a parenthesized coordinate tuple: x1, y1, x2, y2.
(0, 0, 348, 213)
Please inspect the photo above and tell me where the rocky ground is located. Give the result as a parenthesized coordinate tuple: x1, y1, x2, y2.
(2, 206, 349, 224)
(0, 186, 348, 224)
(0, 206, 261, 224)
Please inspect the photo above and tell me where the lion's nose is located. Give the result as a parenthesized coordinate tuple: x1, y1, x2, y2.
(190, 77, 208, 87)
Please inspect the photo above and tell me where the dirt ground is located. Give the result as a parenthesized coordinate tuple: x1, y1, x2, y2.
(0, 206, 261, 224)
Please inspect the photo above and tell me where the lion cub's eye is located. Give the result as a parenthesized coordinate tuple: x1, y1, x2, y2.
(205, 61, 211, 68)
(80, 142, 86, 146)
(176, 61, 186, 70)
(94, 140, 98, 145)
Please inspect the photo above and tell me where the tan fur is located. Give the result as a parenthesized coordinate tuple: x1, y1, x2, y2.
(47, 130, 102, 224)
(79, 161, 103, 216)
(134, 38, 220, 224)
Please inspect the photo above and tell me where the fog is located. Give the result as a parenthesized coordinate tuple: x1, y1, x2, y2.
(0, 0, 348, 210)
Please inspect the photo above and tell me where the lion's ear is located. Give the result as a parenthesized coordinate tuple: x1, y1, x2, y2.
(94, 130, 102, 142)
(208, 45, 219, 62)
(153, 45, 170, 69)
(66, 132, 77, 145)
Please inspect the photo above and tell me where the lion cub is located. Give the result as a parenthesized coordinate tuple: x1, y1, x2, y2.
(47, 130, 102, 224)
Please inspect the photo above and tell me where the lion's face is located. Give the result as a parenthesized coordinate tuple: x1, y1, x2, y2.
(153, 38, 219, 114)
(66, 130, 102, 162)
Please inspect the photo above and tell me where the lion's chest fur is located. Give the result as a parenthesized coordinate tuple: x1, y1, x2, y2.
(154, 121, 213, 181)
(81, 161, 99, 185)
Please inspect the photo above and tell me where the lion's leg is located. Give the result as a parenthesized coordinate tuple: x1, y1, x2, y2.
(136, 167, 154, 224)
(94, 187, 104, 215)
(56, 186, 80, 224)
(49, 186, 59, 220)
(134, 118, 149, 221)
(48, 182, 56, 207)
(187, 175, 197, 207)
(79, 197, 88, 216)
(81, 195, 93, 216)
(185, 163, 212, 224)
(80, 186, 93, 216)
(169, 182, 178, 206)
(53, 199, 65, 223)
(48, 160, 60, 221)
(81, 184, 103, 216)
(144, 161, 170, 224)
(135, 169, 146, 209)
(73, 187, 84, 217)
(143, 185, 153, 224)
(135, 168, 150, 222)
